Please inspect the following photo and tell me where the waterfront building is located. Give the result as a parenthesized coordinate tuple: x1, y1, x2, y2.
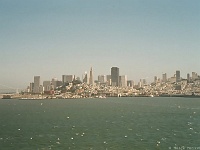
(162, 73, 167, 82)
(111, 67, 119, 86)
(33, 76, 40, 93)
(89, 67, 94, 85)
(119, 75, 127, 87)
(62, 75, 75, 84)
(176, 70, 181, 82)
(30, 82, 34, 93)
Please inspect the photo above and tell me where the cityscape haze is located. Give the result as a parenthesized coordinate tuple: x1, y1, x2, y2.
(0, 0, 200, 90)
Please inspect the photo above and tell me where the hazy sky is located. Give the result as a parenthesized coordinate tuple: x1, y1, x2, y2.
(0, 0, 200, 89)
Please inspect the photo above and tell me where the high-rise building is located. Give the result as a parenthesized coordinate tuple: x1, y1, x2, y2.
(187, 73, 190, 83)
(111, 67, 119, 86)
(89, 67, 94, 85)
(127, 80, 134, 87)
(98, 75, 106, 83)
(30, 82, 34, 93)
(176, 70, 181, 82)
(43, 81, 51, 92)
(33, 76, 40, 93)
(119, 75, 127, 87)
(83, 72, 88, 84)
(106, 75, 111, 86)
(154, 76, 158, 83)
(192, 72, 198, 81)
(62, 75, 75, 84)
(162, 73, 167, 82)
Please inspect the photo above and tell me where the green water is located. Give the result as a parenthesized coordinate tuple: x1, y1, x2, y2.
(0, 97, 200, 150)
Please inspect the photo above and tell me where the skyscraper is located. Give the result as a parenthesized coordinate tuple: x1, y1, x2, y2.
(43, 81, 51, 92)
(111, 67, 119, 86)
(33, 76, 40, 93)
(83, 72, 88, 84)
(176, 70, 181, 82)
(192, 72, 198, 81)
(89, 67, 94, 85)
(62, 75, 75, 84)
(187, 73, 190, 83)
(30, 82, 34, 93)
(106, 75, 111, 86)
(162, 73, 167, 82)
(98, 75, 106, 83)
(119, 75, 127, 87)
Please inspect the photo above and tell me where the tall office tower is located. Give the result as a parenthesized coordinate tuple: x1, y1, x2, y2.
(62, 75, 75, 84)
(43, 81, 51, 92)
(89, 67, 94, 85)
(111, 67, 119, 86)
(39, 85, 44, 93)
(187, 73, 190, 83)
(33, 76, 40, 93)
(127, 80, 134, 87)
(30, 82, 34, 93)
(176, 70, 181, 82)
(51, 78, 58, 89)
(106, 75, 111, 86)
(106, 75, 111, 82)
(119, 75, 127, 87)
(154, 76, 158, 83)
(83, 72, 88, 84)
(192, 72, 198, 81)
(98, 75, 106, 83)
(162, 73, 167, 82)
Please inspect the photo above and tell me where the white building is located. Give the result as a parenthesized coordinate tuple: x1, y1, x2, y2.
(119, 75, 127, 87)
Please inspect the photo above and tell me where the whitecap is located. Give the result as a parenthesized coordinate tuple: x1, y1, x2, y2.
(56, 141, 60, 144)
(18, 128, 21, 131)
(67, 117, 70, 119)
(71, 137, 73, 140)
(124, 135, 127, 138)
(128, 128, 132, 131)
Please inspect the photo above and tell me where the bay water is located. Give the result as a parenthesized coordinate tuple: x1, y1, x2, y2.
(0, 97, 200, 150)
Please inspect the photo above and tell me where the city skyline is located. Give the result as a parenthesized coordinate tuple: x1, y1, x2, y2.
(0, 0, 200, 88)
